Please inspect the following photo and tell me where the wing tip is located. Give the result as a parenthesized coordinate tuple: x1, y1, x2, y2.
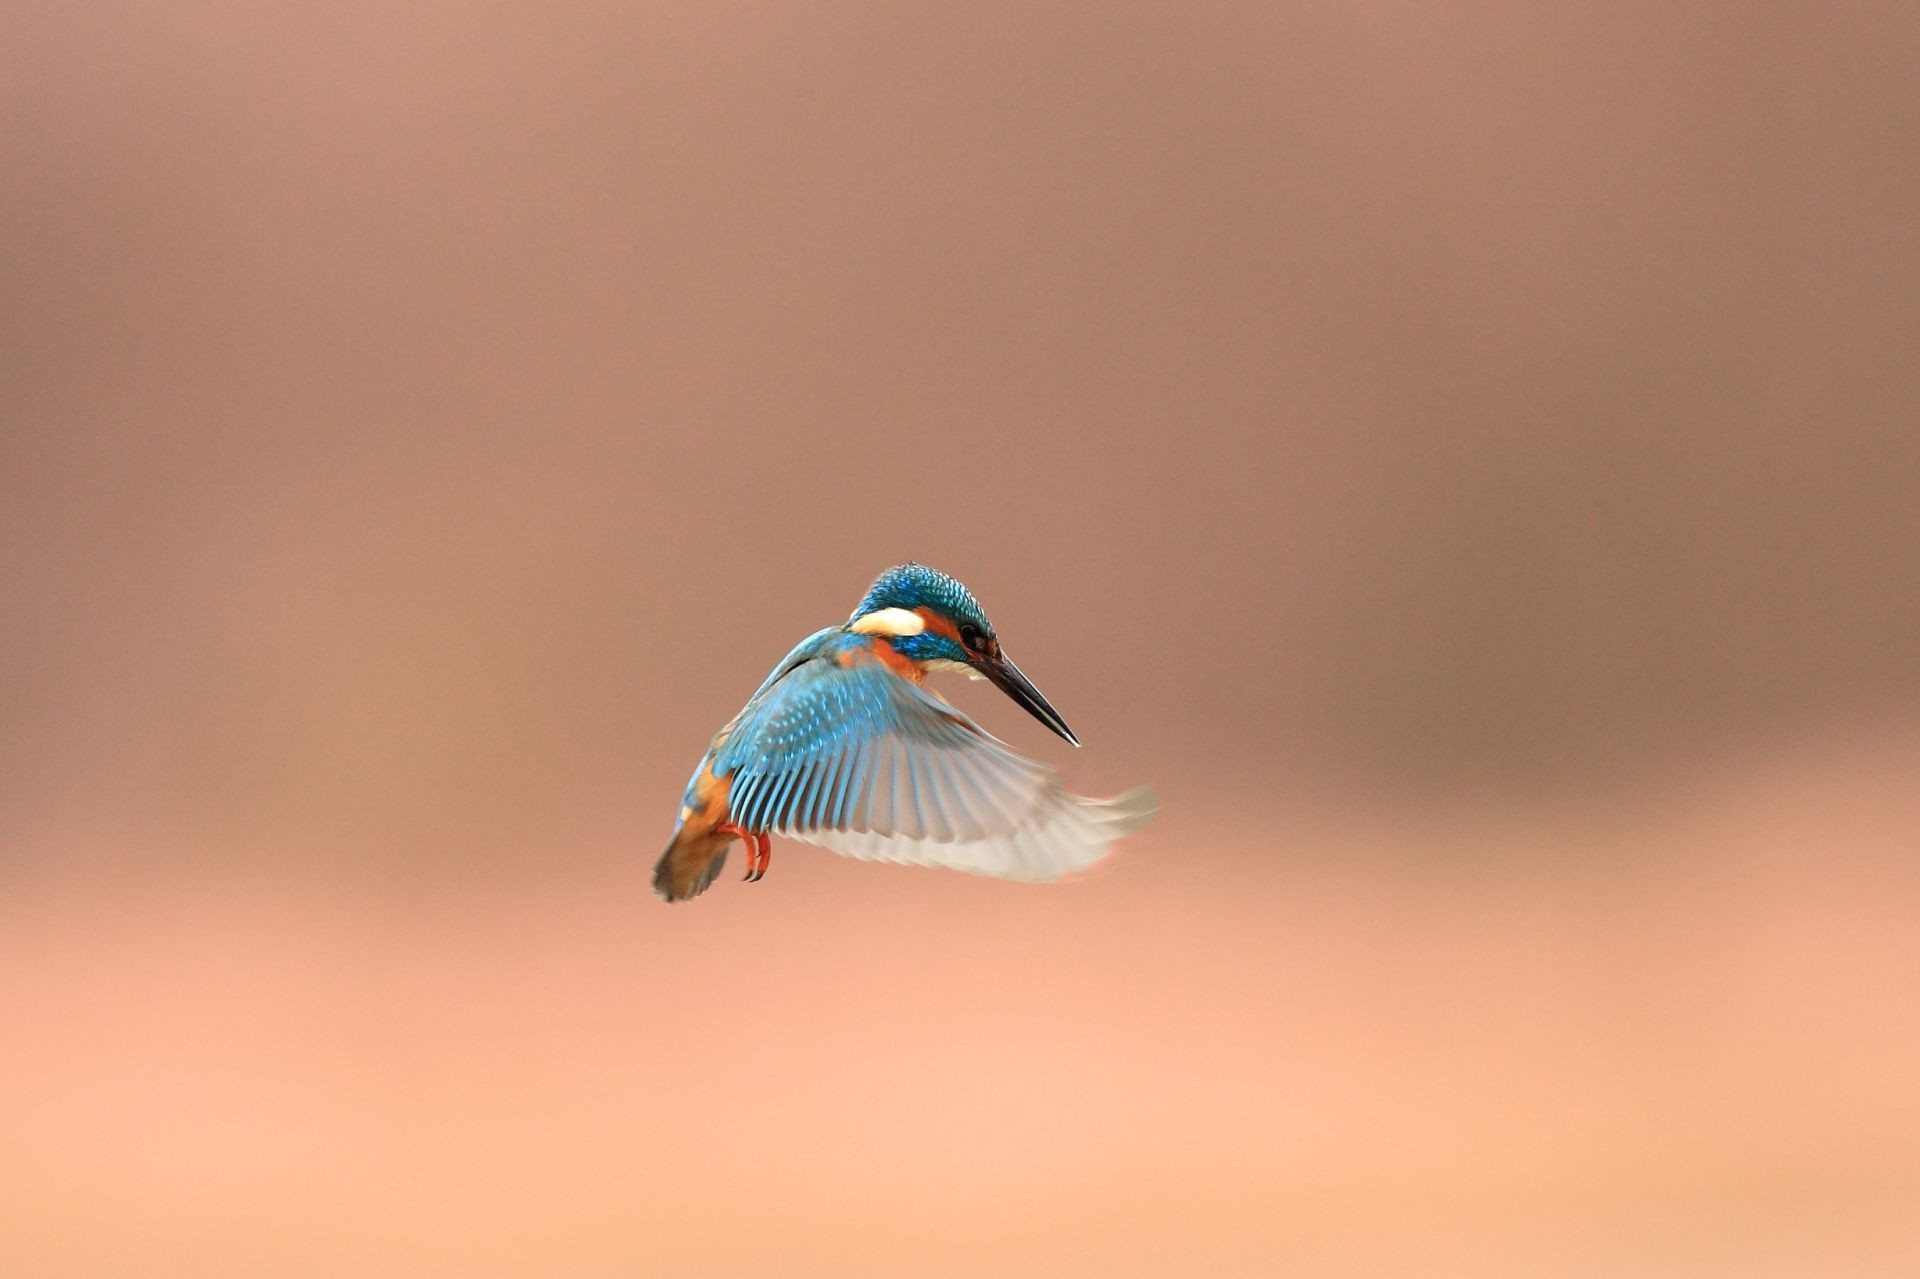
(787, 778, 1157, 884)
(1094, 782, 1158, 835)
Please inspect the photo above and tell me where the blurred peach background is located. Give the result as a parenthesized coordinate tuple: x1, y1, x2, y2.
(4, 3, 1918, 1275)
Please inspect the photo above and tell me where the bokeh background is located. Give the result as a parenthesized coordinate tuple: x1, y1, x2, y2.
(5, 3, 1918, 1275)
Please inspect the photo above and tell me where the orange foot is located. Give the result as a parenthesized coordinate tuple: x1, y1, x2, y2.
(716, 824, 773, 884)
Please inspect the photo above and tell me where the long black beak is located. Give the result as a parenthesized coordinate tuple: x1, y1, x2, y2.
(979, 653, 1080, 746)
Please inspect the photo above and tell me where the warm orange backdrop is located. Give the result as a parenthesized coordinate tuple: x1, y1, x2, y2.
(4, 3, 1917, 1275)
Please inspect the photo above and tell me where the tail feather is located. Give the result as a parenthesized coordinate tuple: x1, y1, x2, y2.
(653, 829, 731, 902)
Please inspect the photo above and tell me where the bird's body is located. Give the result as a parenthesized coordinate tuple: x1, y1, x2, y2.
(652, 564, 1155, 902)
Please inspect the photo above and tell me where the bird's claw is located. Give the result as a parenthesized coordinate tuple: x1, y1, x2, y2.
(729, 829, 771, 883)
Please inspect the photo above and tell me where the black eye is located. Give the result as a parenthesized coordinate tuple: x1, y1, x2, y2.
(959, 624, 981, 649)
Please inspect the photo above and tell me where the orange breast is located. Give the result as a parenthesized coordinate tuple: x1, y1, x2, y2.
(681, 758, 735, 830)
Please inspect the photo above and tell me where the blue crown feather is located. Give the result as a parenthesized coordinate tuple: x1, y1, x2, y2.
(851, 563, 992, 636)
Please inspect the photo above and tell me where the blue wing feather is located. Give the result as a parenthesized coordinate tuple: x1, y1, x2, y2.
(705, 627, 1155, 878)
(715, 632, 1004, 838)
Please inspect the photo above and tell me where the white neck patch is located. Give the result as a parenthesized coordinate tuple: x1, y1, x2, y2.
(848, 607, 926, 637)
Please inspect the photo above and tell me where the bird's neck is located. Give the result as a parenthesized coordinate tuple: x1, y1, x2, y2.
(860, 633, 930, 685)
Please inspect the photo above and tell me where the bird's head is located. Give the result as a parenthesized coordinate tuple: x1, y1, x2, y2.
(847, 562, 1079, 746)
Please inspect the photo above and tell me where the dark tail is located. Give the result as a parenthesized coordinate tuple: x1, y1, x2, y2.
(652, 826, 731, 903)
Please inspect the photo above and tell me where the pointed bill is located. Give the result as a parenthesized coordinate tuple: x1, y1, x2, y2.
(979, 652, 1080, 746)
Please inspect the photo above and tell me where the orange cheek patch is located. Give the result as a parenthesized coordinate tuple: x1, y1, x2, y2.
(914, 607, 962, 642)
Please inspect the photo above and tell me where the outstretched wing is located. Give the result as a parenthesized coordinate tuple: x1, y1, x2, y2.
(714, 651, 1153, 881)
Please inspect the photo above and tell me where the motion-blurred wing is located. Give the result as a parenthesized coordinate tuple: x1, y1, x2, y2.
(714, 655, 1153, 881)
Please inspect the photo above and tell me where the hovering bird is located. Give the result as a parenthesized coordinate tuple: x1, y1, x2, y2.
(653, 563, 1155, 902)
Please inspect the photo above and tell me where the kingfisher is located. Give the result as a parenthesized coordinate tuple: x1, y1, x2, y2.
(652, 563, 1155, 902)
